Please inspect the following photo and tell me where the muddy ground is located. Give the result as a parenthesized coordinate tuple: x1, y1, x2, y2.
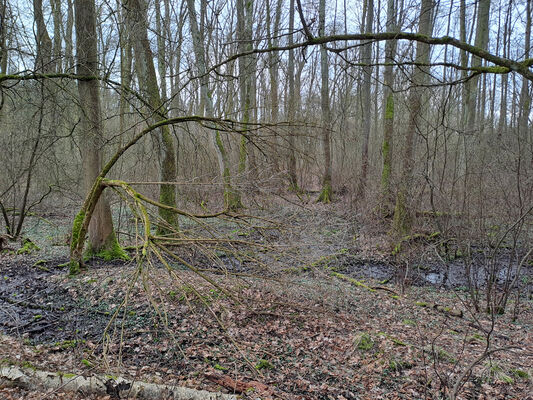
(1, 203, 532, 399)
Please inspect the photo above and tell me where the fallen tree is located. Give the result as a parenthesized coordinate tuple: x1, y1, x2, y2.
(0, 365, 236, 400)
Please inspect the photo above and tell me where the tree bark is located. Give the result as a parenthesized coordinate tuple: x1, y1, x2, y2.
(237, 0, 255, 181)
(65, 0, 74, 71)
(124, 0, 179, 231)
(393, 0, 434, 235)
(357, 0, 374, 198)
(380, 0, 398, 212)
(287, 0, 298, 190)
(51, 0, 62, 73)
(33, 0, 53, 73)
(317, 0, 332, 203)
(266, 0, 282, 172)
(72, 0, 122, 268)
(186, 0, 242, 210)
(0, 0, 7, 74)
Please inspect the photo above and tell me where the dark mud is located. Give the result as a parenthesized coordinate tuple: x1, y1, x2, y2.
(334, 252, 533, 290)
(0, 257, 142, 346)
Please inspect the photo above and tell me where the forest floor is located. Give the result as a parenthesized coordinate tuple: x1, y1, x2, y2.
(0, 197, 532, 399)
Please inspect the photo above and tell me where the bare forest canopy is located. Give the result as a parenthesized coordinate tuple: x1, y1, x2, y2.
(0, 0, 532, 259)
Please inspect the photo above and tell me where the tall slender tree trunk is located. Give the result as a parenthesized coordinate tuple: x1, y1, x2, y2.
(266, 0, 283, 172)
(73, 0, 122, 262)
(518, 0, 531, 206)
(465, 0, 491, 133)
(357, 0, 374, 198)
(393, 0, 434, 235)
(287, 0, 298, 190)
(186, 0, 242, 210)
(33, 0, 52, 72)
(317, 0, 332, 203)
(65, 0, 74, 71)
(124, 0, 179, 231)
(237, 0, 255, 182)
(380, 0, 398, 211)
(117, 0, 132, 146)
(0, 0, 8, 74)
(51, 0, 61, 73)
(462, 0, 491, 212)
(155, 0, 167, 102)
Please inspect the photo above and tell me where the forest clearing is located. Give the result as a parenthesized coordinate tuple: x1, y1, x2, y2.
(1, 0, 533, 398)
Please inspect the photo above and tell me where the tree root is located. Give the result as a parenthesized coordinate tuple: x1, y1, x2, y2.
(0, 366, 236, 399)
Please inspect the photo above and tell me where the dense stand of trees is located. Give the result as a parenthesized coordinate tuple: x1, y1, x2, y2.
(0, 0, 532, 257)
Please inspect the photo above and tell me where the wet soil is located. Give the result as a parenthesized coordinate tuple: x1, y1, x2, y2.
(2, 250, 531, 349)
(0, 257, 136, 345)
(323, 251, 533, 289)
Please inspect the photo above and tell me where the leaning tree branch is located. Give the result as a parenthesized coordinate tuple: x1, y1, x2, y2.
(208, 32, 533, 81)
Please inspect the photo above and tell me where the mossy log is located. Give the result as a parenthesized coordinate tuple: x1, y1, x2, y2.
(0, 366, 236, 399)
(415, 301, 463, 318)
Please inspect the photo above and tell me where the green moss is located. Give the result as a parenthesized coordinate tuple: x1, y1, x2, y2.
(21, 361, 36, 370)
(356, 333, 374, 351)
(223, 168, 243, 211)
(17, 238, 40, 255)
(81, 359, 93, 368)
(317, 180, 332, 204)
(472, 65, 509, 74)
(393, 190, 410, 236)
(331, 271, 375, 292)
(402, 319, 416, 326)
(510, 369, 529, 379)
(426, 346, 456, 363)
(85, 232, 129, 262)
(157, 185, 179, 233)
(385, 93, 395, 120)
(168, 290, 178, 299)
(70, 211, 85, 253)
(255, 359, 274, 370)
(54, 339, 85, 350)
(214, 363, 228, 371)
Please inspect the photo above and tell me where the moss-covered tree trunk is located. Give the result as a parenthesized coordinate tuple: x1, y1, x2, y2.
(124, 0, 179, 231)
(392, 0, 434, 236)
(317, 0, 332, 203)
(71, 0, 124, 273)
